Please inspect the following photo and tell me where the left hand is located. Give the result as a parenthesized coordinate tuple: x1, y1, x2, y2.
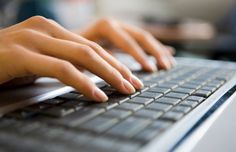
(78, 18, 176, 72)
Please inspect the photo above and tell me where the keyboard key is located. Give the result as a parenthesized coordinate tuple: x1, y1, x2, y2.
(143, 81, 158, 87)
(57, 92, 82, 100)
(102, 109, 132, 119)
(158, 83, 178, 89)
(166, 92, 188, 100)
(161, 111, 184, 121)
(107, 117, 151, 138)
(186, 96, 205, 103)
(60, 100, 86, 110)
(107, 92, 129, 104)
(38, 106, 75, 117)
(43, 98, 64, 105)
(134, 109, 163, 119)
(193, 90, 212, 98)
(150, 120, 173, 130)
(201, 86, 217, 92)
(137, 87, 149, 93)
(128, 97, 153, 105)
(148, 87, 171, 94)
(5, 110, 37, 119)
(180, 100, 198, 108)
(180, 83, 201, 89)
(129, 91, 140, 98)
(57, 108, 105, 127)
(79, 116, 119, 133)
(147, 103, 172, 112)
(134, 127, 161, 143)
(89, 101, 119, 110)
(155, 97, 181, 105)
(89, 137, 141, 152)
(138, 92, 163, 99)
(116, 103, 144, 112)
(24, 103, 51, 112)
(173, 87, 195, 95)
(171, 105, 191, 114)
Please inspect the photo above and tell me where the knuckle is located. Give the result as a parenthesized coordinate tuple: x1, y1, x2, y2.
(98, 17, 116, 27)
(19, 29, 35, 37)
(109, 68, 124, 85)
(80, 76, 95, 92)
(79, 45, 95, 59)
(29, 16, 49, 24)
(54, 61, 73, 76)
(119, 64, 132, 77)
(25, 16, 53, 28)
(140, 31, 152, 41)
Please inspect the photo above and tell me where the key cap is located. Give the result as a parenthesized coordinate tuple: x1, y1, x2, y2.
(150, 120, 173, 130)
(171, 105, 191, 114)
(57, 92, 82, 100)
(55, 108, 105, 127)
(166, 92, 188, 100)
(107, 92, 129, 104)
(102, 109, 132, 119)
(89, 138, 141, 152)
(137, 87, 149, 93)
(148, 87, 171, 94)
(128, 97, 153, 105)
(201, 86, 217, 92)
(143, 81, 158, 87)
(129, 91, 140, 98)
(161, 111, 184, 121)
(24, 103, 51, 112)
(79, 116, 119, 133)
(158, 83, 178, 89)
(134, 127, 161, 143)
(193, 90, 212, 98)
(5, 110, 37, 119)
(89, 101, 119, 110)
(138, 92, 163, 99)
(116, 103, 144, 112)
(38, 106, 75, 117)
(155, 97, 181, 105)
(180, 83, 201, 89)
(186, 96, 205, 103)
(173, 87, 195, 95)
(106, 117, 151, 138)
(60, 100, 86, 110)
(147, 103, 172, 112)
(134, 109, 163, 119)
(180, 100, 198, 108)
(43, 98, 64, 105)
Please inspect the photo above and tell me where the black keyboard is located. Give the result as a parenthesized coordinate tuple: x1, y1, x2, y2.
(1, 65, 235, 152)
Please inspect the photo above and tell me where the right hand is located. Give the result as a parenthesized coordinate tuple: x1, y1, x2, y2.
(0, 16, 144, 102)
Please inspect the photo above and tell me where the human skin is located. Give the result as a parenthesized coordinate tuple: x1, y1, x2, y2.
(0, 16, 175, 102)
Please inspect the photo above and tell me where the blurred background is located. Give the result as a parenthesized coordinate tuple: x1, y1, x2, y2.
(1, 0, 236, 61)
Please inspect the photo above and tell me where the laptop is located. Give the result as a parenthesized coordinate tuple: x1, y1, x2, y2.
(0, 53, 236, 152)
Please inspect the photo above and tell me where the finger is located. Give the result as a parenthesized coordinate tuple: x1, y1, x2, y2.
(166, 46, 175, 55)
(120, 23, 176, 69)
(23, 52, 108, 102)
(96, 19, 157, 72)
(26, 31, 136, 94)
(28, 18, 143, 89)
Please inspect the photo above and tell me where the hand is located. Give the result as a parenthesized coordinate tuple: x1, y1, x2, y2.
(79, 18, 176, 71)
(0, 16, 144, 102)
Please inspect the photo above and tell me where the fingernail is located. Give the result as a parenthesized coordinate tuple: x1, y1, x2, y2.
(123, 79, 135, 94)
(130, 75, 144, 89)
(163, 58, 171, 69)
(145, 62, 157, 72)
(171, 57, 177, 66)
(94, 87, 108, 102)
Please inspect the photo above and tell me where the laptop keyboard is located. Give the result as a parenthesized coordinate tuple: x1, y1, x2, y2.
(1, 65, 235, 152)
